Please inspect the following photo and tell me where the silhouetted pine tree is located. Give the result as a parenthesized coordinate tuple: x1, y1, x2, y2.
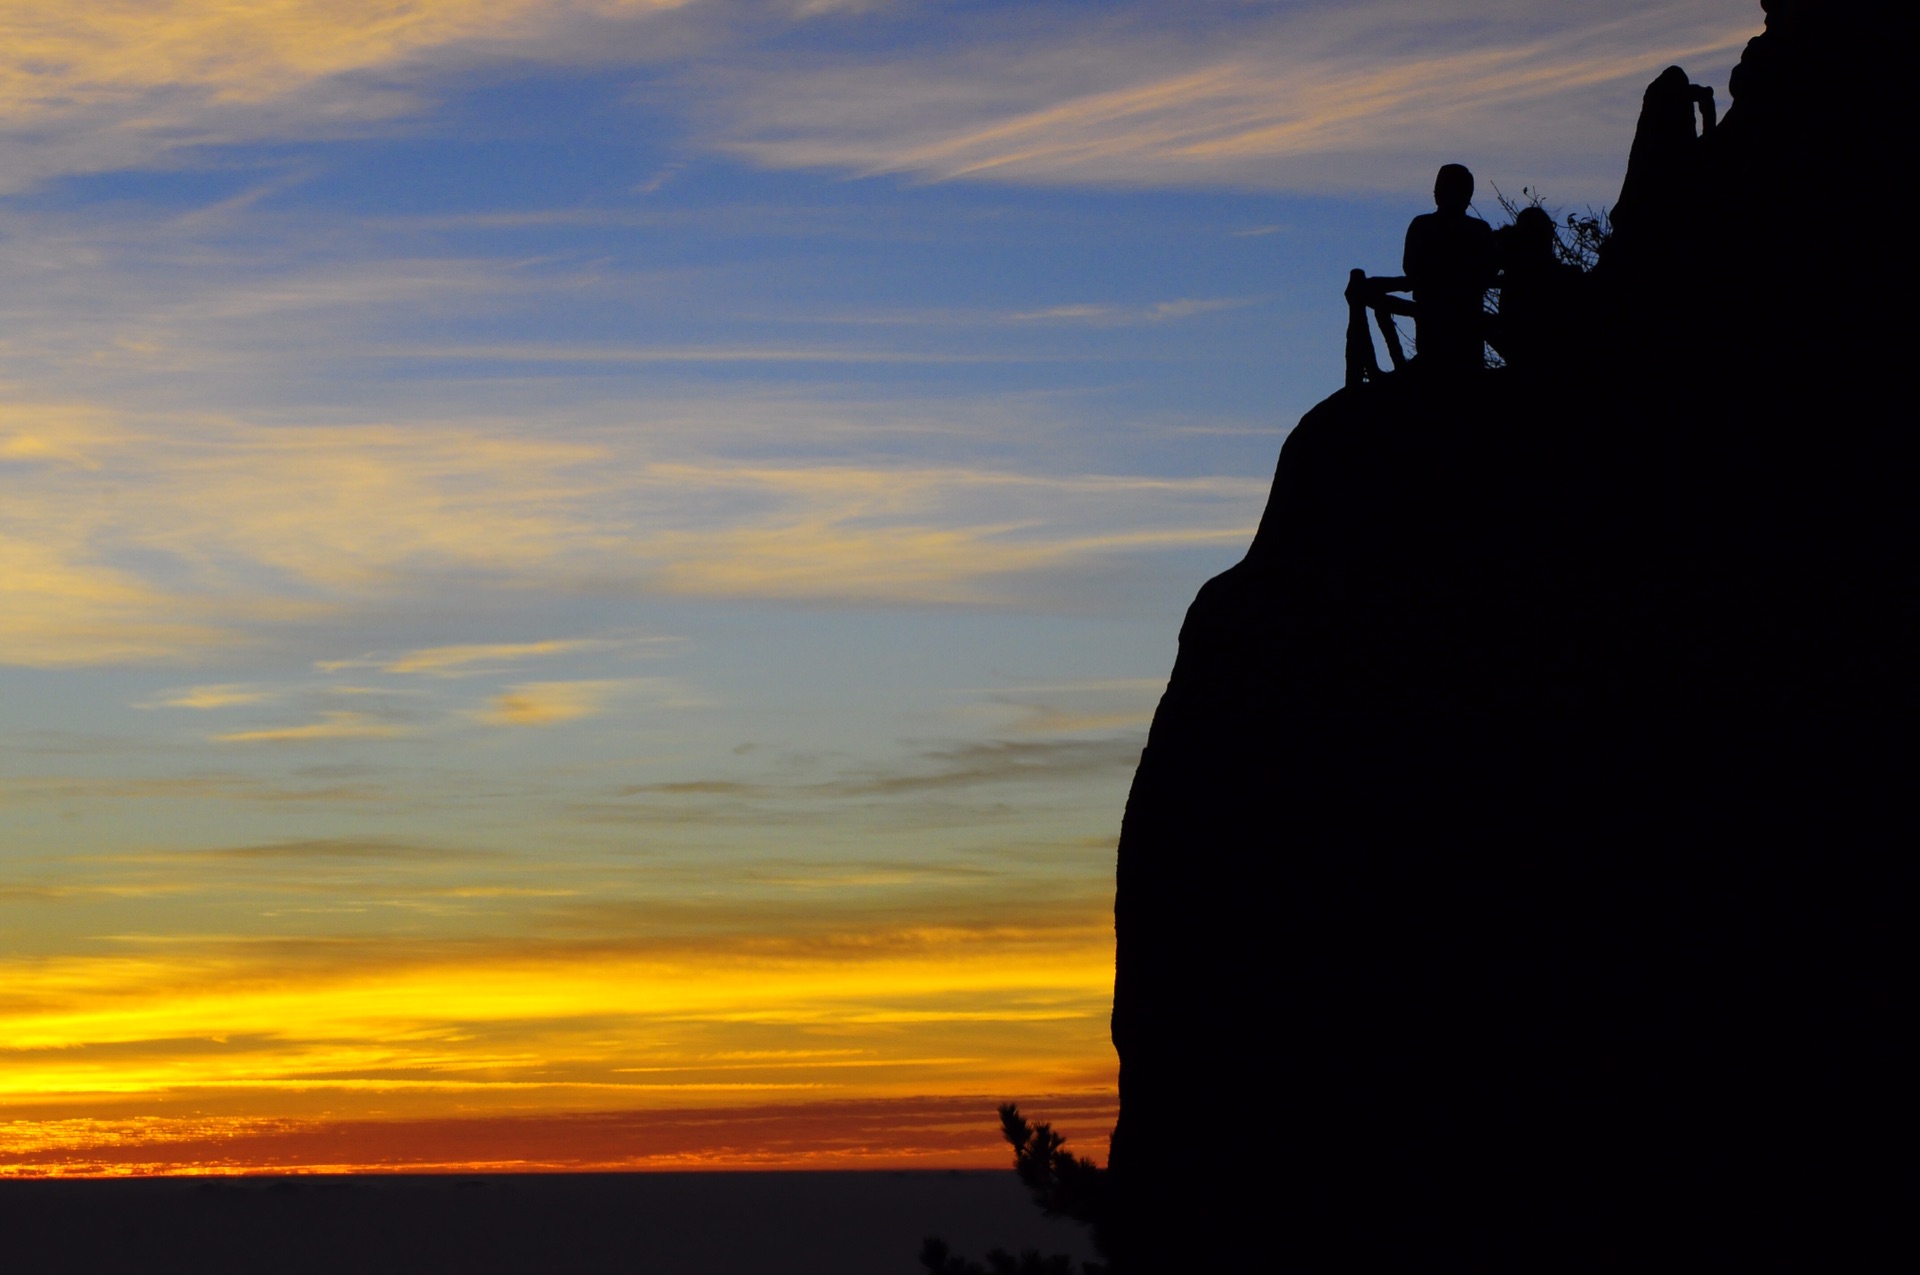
(918, 1103, 1110, 1275)
(998, 1103, 1107, 1240)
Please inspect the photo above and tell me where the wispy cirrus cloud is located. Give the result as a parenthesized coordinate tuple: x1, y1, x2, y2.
(167, 837, 483, 862)
(323, 639, 608, 677)
(708, 1, 1756, 196)
(610, 732, 1144, 812)
(382, 343, 1029, 367)
(472, 678, 699, 726)
(213, 711, 413, 743)
(0, 0, 695, 190)
(141, 684, 274, 710)
(1008, 296, 1258, 325)
(0, 1, 1757, 201)
(0, 400, 1261, 666)
(974, 676, 1168, 736)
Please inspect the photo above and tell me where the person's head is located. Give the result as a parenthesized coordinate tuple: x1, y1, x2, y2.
(1434, 164, 1474, 214)
(1513, 205, 1556, 258)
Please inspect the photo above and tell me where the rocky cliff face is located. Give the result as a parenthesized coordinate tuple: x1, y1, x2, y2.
(1108, 4, 1909, 1268)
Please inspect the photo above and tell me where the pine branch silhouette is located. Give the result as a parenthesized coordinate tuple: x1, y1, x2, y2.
(998, 1102, 1106, 1230)
(918, 1103, 1111, 1275)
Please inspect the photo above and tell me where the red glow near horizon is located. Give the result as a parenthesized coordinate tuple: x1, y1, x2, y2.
(0, 1095, 1119, 1178)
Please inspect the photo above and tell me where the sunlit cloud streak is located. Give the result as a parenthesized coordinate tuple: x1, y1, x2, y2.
(0, 402, 1261, 666)
(1008, 297, 1258, 326)
(472, 679, 698, 726)
(326, 639, 610, 677)
(0, 0, 695, 191)
(213, 712, 413, 744)
(384, 343, 1038, 366)
(140, 685, 276, 710)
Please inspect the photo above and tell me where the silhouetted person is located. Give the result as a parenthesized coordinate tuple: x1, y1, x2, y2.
(1489, 206, 1584, 372)
(1609, 66, 1716, 281)
(1344, 164, 1494, 381)
(1403, 163, 1495, 373)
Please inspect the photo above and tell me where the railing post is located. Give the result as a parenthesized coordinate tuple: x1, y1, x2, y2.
(1345, 269, 1380, 388)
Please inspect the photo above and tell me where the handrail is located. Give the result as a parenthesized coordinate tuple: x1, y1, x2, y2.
(1344, 269, 1409, 387)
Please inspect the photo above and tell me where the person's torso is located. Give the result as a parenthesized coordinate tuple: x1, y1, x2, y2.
(1408, 214, 1494, 308)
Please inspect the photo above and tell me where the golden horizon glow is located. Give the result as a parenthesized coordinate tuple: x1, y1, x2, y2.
(1, 906, 1116, 1174)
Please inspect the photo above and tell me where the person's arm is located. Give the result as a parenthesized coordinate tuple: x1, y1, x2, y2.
(1692, 84, 1717, 134)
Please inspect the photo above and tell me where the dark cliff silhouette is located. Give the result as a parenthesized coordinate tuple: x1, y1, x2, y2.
(1109, 3, 1908, 1269)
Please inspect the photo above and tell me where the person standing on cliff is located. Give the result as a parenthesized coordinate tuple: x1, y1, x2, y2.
(1489, 205, 1586, 372)
(1401, 163, 1495, 373)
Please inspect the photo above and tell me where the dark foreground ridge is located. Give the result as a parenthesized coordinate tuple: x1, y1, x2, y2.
(0, 1171, 1097, 1275)
(1109, 3, 1908, 1269)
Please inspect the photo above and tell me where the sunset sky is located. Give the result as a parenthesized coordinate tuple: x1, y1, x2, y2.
(2, 0, 1755, 1174)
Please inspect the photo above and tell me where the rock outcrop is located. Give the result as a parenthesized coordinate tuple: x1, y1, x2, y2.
(1108, 3, 1909, 1268)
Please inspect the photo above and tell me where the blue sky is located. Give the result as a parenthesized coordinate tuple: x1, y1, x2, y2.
(0, 0, 1758, 1171)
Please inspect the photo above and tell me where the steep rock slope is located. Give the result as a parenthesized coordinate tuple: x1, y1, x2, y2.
(1108, 3, 1909, 1268)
